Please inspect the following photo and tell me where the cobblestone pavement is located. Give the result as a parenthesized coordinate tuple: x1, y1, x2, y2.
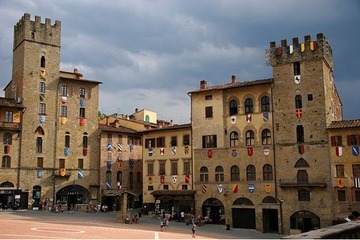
(0, 209, 284, 239)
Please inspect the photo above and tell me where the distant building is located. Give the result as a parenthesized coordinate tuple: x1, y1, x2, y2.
(327, 120, 360, 221)
(141, 123, 194, 217)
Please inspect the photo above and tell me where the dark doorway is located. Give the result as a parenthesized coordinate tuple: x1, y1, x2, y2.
(263, 209, 279, 233)
(232, 208, 256, 229)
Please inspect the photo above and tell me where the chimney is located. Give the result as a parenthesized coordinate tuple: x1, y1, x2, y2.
(231, 75, 237, 84)
(200, 80, 207, 89)
(74, 68, 83, 79)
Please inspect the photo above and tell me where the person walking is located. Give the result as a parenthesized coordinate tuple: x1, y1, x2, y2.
(191, 223, 197, 238)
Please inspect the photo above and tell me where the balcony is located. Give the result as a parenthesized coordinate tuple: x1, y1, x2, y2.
(0, 121, 20, 130)
(279, 178, 327, 188)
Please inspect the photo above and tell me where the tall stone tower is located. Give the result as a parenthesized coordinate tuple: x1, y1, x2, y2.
(268, 33, 342, 234)
(5, 13, 101, 209)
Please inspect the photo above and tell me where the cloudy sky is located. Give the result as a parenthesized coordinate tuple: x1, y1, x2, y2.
(0, 0, 359, 123)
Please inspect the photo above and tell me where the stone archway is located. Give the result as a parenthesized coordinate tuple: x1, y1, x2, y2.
(56, 184, 90, 210)
(202, 198, 225, 224)
(290, 210, 320, 233)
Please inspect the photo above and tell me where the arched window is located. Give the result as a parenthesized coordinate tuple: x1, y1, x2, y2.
(295, 95, 302, 109)
(3, 133, 12, 145)
(230, 165, 240, 181)
(229, 100, 238, 116)
(245, 130, 255, 146)
(2, 156, 11, 168)
(263, 164, 273, 181)
(245, 98, 254, 114)
(145, 115, 150, 122)
(261, 96, 270, 112)
(106, 170, 111, 182)
(262, 129, 271, 145)
(65, 131, 70, 148)
(230, 131, 239, 147)
(117, 171, 122, 183)
(41, 56, 46, 68)
(215, 166, 224, 182)
(83, 132, 88, 148)
(246, 165, 256, 181)
(200, 166, 208, 182)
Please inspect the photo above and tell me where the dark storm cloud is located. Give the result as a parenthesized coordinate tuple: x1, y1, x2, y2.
(0, 0, 359, 122)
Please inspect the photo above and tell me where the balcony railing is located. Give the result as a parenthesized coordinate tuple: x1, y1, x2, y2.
(0, 121, 20, 129)
(279, 178, 327, 188)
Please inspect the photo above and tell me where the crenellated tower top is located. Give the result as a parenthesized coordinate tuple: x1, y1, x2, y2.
(13, 13, 61, 50)
(266, 33, 333, 70)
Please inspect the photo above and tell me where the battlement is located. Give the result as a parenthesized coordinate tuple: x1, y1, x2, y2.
(266, 33, 333, 69)
(13, 13, 61, 50)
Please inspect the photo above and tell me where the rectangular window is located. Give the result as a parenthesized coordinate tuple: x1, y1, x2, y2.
(355, 190, 360, 202)
(171, 136, 177, 147)
(348, 135, 360, 146)
(156, 137, 165, 148)
(128, 136, 134, 145)
(296, 125, 304, 143)
(183, 134, 190, 145)
(79, 108, 86, 118)
(80, 87, 86, 98)
(171, 161, 178, 175)
(353, 164, 360, 177)
(331, 136, 342, 146)
(37, 157, 43, 168)
(182, 185, 188, 190)
(148, 186, 154, 191)
(107, 134, 112, 143)
(202, 135, 217, 148)
(337, 189, 346, 201)
(294, 62, 301, 75)
(159, 161, 166, 175)
(163, 185, 169, 190)
(36, 137, 42, 153)
(60, 106, 67, 117)
(118, 135, 123, 144)
(183, 161, 190, 174)
(5, 111, 13, 123)
(298, 190, 310, 201)
(307, 94, 313, 101)
(147, 162, 154, 176)
(59, 158, 65, 169)
(336, 165, 345, 178)
(205, 95, 212, 100)
(205, 106, 213, 118)
(39, 82, 46, 93)
(78, 159, 84, 169)
(145, 138, 155, 148)
(60, 85, 68, 96)
(39, 103, 46, 114)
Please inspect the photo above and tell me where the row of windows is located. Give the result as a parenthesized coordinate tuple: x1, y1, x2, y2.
(148, 184, 188, 191)
(337, 189, 360, 202)
(1, 156, 85, 169)
(331, 135, 360, 147)
(39, 81, 86, 99)
(199, 164, 273, 182)
(336, 164, 360, 177)
(35, 127, 88, 153)
(147, 160, 191, 176)
(105, 170, 141, 185)
(145, 135, 190, 148)
(227, 96, 271, 116)
(203, 125, 304, 149)
(60, 106, 86, 118)
(107, 134, 141, 146)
